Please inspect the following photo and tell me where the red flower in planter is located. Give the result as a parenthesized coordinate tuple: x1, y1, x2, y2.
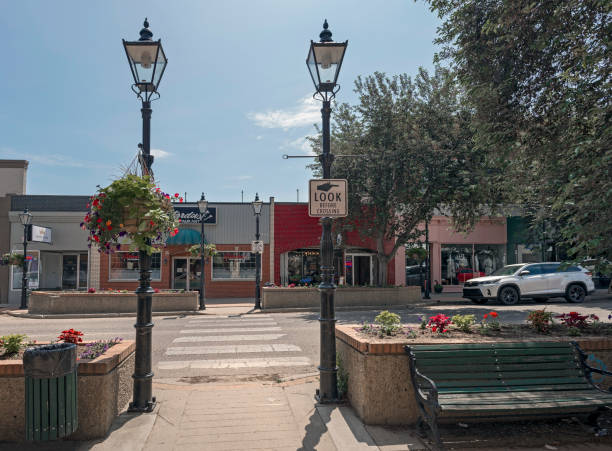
(88, 287, 96, 293)
(58, 328, 84, 344)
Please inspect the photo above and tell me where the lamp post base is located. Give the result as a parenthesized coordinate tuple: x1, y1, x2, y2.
(128, 397, 156, 413)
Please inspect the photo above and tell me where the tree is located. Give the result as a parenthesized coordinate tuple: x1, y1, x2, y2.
(310, 67, 490, 285)
(426, 0, 611, 267)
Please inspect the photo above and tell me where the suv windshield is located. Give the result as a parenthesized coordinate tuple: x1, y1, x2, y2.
(490, 265, 524, 276)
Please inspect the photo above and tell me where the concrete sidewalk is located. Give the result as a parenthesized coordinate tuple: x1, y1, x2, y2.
(86, 378, 426, 451)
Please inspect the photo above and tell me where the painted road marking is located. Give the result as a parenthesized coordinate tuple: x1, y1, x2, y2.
(165, 344, 302, 355)
(180, 327, 282, 334)
(158, 356, 311, 370)
(187, 319, 277, 326)
(173, 334, 286, 343)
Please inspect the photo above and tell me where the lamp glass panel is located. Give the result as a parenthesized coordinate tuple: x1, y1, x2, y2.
(313, 44, 345, 85)
(197, 200, 208, 214)
(19, 212, 32, 225)
(152, 45, 167, 88)
(125, 41, 163, 86)
(307, 46, 319, 86)
(253, 202, 263, 215)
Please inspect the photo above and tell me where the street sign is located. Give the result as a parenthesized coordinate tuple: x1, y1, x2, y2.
(308, 179, 348, 217)
(251, 240, 264, 254)
(28, 225, 52, 244)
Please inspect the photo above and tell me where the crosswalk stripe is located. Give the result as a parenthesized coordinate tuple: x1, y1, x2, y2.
(192, 314, 274, 319)
(165, 344, 302, 355)
(173, 334, 286, 343)
(180, 327, 282, 334)
(187, 319, 277, 325)
(158, 356, 311, 370)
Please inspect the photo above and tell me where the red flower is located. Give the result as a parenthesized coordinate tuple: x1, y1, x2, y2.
(484, 314, 488, 319)
(490, 311, 498, 318)
(174, 193, 179, 198)
(97, 218, 102, 223)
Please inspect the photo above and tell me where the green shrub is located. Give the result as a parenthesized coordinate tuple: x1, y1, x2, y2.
(527, 309, 553, 333)
(336, 353, 349, 399)
(0, 334, 27, 355)
(374, 310, 401, 336)
(452, 314, 475, 333)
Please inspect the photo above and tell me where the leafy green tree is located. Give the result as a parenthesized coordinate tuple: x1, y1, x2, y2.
(310, 67, 490, 285)
(426, 0, 611, 267)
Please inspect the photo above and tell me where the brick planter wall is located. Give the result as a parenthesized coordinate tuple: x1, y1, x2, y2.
(0, 340, 135, 442)
(335, 325, 612, 426)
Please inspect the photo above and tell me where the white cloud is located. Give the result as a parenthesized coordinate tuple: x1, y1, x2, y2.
(151, 149, 172, 159)
(0, 147, 90, 168)
(256, 135, 264, 140)
(248, 96, 320, 130)
(289, 136, 316, 155)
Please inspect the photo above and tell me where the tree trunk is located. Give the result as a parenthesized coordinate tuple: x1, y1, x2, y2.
(376, 234, 389, 287)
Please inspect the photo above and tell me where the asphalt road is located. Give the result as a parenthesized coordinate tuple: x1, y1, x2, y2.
(1, 290, 610, 383)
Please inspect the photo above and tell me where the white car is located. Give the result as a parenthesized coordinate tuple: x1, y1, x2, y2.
(462, 262, 595, 305)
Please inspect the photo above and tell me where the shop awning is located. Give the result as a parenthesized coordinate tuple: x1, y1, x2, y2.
(165, 228, 206, 245)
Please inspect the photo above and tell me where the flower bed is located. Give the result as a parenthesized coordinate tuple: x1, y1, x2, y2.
(28, 290, 198, 314)
(0, 340, 135, 441)
(336, 310, 612, 426)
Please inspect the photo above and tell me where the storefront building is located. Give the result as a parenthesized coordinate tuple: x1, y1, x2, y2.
(426, 215, 507, 292)
(7, 195, 90, 304)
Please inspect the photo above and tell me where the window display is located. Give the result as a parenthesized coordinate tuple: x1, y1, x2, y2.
(11, 251, 39, 290)
(285, 249, 343, 285)
(109, 251, 161, 280)
(212, 251, 257, 280)
(441, 244, 505, 285)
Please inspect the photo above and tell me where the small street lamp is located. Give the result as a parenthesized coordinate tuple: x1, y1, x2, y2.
(123, 18, 167, 413)
(306, 20, 347, 403)
(197, 193, 208, 311)
(18, 209, 32, 310)
(252, 193, 263, 310)
(423, 220, 431, 299)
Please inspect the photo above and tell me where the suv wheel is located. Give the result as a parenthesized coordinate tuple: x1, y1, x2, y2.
(469, 298, 488, 305)
(499, 286, 520, 305)
(565, 284, 586, 303)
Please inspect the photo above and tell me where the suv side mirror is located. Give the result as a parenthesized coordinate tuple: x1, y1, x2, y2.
(519, 270, 530, 276)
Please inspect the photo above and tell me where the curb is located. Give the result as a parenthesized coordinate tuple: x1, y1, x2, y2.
(5, 309, 263, 319)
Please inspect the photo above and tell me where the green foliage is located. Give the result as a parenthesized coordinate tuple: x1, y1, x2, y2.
(83, 175, 179, 254)
(427, 0, 611, 265)
(568, 327, 581, 337)
(336, 353, 349, 399)
(308, 68, 488, 286)
(527, 310, 554, 334)
(1, 252, 26, 266)
(374, 310, 401, 336)
(452, 314, 475, 333)
(0, 334, 27, 355)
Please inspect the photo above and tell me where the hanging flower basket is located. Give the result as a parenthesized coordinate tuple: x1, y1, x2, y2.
(1, 252, 29, 266)
(188, 243, 217, 258)
(82, 175, 180, 254)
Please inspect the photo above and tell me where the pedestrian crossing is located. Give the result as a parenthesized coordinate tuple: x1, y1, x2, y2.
(157, 314, 313, 376)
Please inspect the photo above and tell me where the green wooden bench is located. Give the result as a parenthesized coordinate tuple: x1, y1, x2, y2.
(405, 341, 612, 450)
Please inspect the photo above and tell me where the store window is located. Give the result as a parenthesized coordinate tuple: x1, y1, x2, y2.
(286, 249, 343, 285)
(109, 251, 161, 281)
(212, 251, 257, 280)
(11, 251, 40, 290)
(440, 244, 505, 285)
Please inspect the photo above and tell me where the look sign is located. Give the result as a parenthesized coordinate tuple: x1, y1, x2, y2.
(308, 179, 348, 218)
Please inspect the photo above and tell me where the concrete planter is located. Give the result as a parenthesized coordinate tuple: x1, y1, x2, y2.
(0, 340, 135, 441)
(29, 291, 198, 314)
(335, 325, 612, 426)
(262, 286, 421, 310)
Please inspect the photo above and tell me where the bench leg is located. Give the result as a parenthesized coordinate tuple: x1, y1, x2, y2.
(587, 407, 608, 434)
(428, 417, 444, 451)
(417, 412, 444, 451)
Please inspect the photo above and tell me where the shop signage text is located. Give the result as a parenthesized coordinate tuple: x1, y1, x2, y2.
(308, 179, 348, 217)
(173, 206, 217, 224)
(28, 225, 52, 244)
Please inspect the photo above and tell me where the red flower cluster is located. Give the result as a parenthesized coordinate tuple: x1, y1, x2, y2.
(427, 314, 452, 333)
(555, 311, 599, 329)
(58, 328, 84, 344)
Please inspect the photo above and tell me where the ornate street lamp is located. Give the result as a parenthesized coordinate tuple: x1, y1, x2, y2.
(197, 193, 209, 311)
(18, 209, 32, 310)
(123, 18, 167, 413)
(306, 20, 347, 403)
(252, 193, 263, 310)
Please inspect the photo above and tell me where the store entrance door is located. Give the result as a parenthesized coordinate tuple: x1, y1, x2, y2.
(62, 255, 78, 289)
(172, 258, 188, 290)
(346, 253, 372, 286)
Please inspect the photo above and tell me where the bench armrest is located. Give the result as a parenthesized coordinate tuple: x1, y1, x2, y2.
(414, 368, 439, 407)
(572, 341, 612, 393)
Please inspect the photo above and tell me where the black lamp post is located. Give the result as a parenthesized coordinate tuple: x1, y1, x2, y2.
(18, 209, 32, 310)
(197, 193, 208, 310)
(123, 18, 167, 413)
(306, 20, 347, 403)
(252, 193, 263, 309)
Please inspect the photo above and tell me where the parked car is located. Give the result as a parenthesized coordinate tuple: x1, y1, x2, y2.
(406, 265, 424, 287)
(456, 268, 485, 283)
(462, 262, 595, 305)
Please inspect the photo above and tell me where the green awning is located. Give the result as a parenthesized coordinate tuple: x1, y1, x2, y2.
(165, 228, 204, 245)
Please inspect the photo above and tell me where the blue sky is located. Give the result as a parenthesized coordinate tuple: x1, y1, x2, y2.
(0, 1, 440, 203)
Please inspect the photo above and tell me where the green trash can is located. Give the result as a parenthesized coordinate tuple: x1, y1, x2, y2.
(23, 343, 78, 440)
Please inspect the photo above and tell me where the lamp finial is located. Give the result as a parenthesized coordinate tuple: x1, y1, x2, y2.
(319, 19, 333, 42)
(139, 18, 153, 41)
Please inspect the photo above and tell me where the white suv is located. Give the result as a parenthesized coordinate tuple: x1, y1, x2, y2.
(462, 262, 595, 305)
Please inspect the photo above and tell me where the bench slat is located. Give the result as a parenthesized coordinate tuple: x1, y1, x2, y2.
(439, 389, 607, 402)
(435, 376, 586, 389)
(409, 342, 571, 351)
(441, 395, 612, 407)
(423, 369, 583, 381)
(441, 400, 608, 413)
(438, 383, 592, 394)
